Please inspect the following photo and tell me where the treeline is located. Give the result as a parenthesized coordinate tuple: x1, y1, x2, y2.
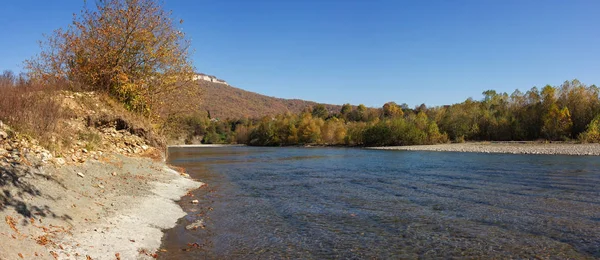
(169, 106, 447, 146)
(174, 79, 600, 146)
(431, 79, 600, 142)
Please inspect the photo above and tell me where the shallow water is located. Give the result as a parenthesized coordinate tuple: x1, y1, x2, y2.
(159, 147, 600, 259)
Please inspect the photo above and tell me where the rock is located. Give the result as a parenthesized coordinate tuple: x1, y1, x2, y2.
(185, 219, 205, 230)
(0, 130, 7, 140)
(77, 172, 85, 178)
(191, 200, 199, 204)
(55, 158, 66, 165)
(111, 172, 117, 176)
(82, 148, 88, 153)
(98, 184, 105, 189)
(141, 145, 148, 150)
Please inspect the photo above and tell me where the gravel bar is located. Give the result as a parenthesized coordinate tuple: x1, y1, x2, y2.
(369, 142, 600, 156)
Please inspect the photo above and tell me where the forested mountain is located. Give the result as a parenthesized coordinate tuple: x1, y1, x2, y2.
(195, 80, 340, 119)
(185, 79, 600, 146)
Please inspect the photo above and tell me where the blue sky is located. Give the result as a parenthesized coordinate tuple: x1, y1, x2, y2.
(1, 1, 600, 107)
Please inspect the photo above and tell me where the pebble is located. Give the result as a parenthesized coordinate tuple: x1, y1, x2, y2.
(185, 219, 205, 230)
(77, 172, 85, 178)
(55, 158, 66, 165)
(371, 143, 600, 156)
(191, 200, 199, 204)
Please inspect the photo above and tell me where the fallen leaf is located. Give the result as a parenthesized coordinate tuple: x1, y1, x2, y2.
(5, 216, 18, 233)
(36, 235, 49, 245)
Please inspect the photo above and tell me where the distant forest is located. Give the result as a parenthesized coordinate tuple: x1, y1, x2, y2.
(170, 79, 600, 146)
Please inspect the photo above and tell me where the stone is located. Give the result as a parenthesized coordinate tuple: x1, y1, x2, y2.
(185, 219, 205, 230)
(77, 172, 85, 178)
(191, 200, 199, 204)
(55, 158, 66, 165)
(0, 130, 7, 140)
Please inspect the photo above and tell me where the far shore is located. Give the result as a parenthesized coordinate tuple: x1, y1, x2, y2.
(167, 144, 246, 148)
(369, 142, 600, 156)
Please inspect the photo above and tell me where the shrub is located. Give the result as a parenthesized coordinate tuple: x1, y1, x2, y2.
(579, 114, 600, 143)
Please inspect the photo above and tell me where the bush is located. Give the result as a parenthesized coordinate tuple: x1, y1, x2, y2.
(579, 115, 600, 143)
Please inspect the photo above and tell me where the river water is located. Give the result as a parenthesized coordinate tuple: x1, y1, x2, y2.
(159, 146, 600, 259)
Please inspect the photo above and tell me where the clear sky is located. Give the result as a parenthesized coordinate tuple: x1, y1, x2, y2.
(1, 1, 600, 107)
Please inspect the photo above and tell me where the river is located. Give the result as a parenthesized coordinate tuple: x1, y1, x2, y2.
(158, 146, 600, 259)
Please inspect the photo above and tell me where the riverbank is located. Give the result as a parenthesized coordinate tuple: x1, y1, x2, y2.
(0, 152, 201, 260)
(369, 142, 600, 156)
(0, 91, 203, 259)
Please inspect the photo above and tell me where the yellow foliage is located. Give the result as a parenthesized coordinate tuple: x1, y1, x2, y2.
(25, 0, 196, 121)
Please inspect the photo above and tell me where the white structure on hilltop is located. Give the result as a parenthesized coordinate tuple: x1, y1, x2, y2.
(192, 73, 228, 85)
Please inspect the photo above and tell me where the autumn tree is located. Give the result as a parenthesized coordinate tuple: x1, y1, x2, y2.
(311, 104, 329, 119)
(579, 114, 600, 143)
(557, 80, 600, 137)
(298, 114, 323, 144)
(542, 104, 573, 140)
(340, 103, 352, 116)
(382, 102, 403, 118)
(25, 0, 195, 118)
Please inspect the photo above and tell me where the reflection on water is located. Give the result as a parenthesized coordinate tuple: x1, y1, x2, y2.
(159, 147, 600, 259)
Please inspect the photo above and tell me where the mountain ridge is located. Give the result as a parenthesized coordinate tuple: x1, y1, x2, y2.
(195, 80, 341, 119)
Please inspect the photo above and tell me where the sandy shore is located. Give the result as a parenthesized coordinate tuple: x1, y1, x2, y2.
(369, 142, 600, 156)
(0, 153, 201, 260)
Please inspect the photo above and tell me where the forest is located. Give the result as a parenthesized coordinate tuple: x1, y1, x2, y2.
(171, 79, 600, 146)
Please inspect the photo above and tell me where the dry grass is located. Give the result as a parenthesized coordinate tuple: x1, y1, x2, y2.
(0, 71, 163, 154)
(0, 73, 68, 149)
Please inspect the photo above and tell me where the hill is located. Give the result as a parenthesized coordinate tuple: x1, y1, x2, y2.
(195, 80, 341, 119)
